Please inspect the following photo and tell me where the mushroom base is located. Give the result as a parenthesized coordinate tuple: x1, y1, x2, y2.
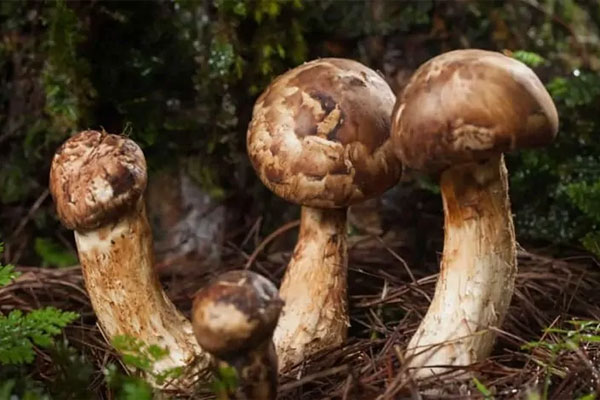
(273, 206, 349, 370)
(405, 155, 516, 378)
(74, 203, 209, 389)
(219, 340, 278, 400)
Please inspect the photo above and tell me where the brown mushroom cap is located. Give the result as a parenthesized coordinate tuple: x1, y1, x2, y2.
(49, 130, 147, 231)
(247, 58, 402, 208)
(192, 270, 283, 359)
(391, 49, 559, 172)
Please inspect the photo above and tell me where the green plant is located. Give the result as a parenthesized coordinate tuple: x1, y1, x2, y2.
(111, 334, 183, 387)
(522, 320, 600, 399)
(44, 341, 94, 400)
(0, 264, 19, 287)
(509, 68, 600, 255)
(33, 238, 77, 268)
(42, 0, 94, 134)
(211, 364, 239, 400)
(0, 307, 79, 365)
(510, 50, 546, 68)
(1, 243, 183, 398)
(0, 378, 50, 400)
(0, 243, 79, 366)
(104, 364, 153, 400)
(0, 244, 19, 286)
(472, 377, 494, 399)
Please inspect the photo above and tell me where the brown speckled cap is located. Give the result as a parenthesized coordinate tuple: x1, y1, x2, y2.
(49, 130, 147, 231)
(391, 49, 559, 172)
(192, 270, 282, 358)
(247, 58, 402, 208)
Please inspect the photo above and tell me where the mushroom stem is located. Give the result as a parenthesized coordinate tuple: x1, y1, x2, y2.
(50, 131, 211, 390)
(74, 201, 208, 387)
(274, 206, 349, 370)
(405, 154, 516, 377)
(217, 340, 278, 399)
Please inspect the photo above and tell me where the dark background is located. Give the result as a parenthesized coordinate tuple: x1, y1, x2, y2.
(2, 0, 600, 270)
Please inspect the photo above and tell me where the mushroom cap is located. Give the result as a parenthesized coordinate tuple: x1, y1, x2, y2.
(247, 58, 402, 208)
(192, 270, 282, 359)
(49, 130, 147, 231)
(391, 49, 559, 172)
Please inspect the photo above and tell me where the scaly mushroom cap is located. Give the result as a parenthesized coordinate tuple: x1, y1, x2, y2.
(247, 58, 401, 208)
(49, 130, 147, 231)
(192, 270, 283, 359)
(391, 49, 559, 172)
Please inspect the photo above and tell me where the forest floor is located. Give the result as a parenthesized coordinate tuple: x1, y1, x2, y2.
(2, 220, 600, 400)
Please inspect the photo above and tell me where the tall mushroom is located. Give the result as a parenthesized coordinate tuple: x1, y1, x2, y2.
(391, 49, 559, 377)
(247, 58, 401, 369)
(49, 130, 209, 388)
(192, 270, 283, 400)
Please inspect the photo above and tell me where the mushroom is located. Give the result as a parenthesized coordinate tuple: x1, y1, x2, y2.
(390, 49, 559, 378)
(49, 130, 209, 388)
(192, 270, 283, 400)
(247, 58, 401, 369)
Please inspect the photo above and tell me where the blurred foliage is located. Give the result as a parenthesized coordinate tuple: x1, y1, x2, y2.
(111, 334, 183, 387)
(103, 364, 153, 400)
(509, 66, 600, 254)
(33, 237, 77, 268)
(0, 0, 599, 262)
(211, 363, 240, 400)
(0, 339, 155, 400)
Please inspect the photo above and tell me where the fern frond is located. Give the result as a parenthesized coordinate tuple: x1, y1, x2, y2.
(0, 307, 79, 365)
(0, 243, 20, 287)
(0, 265, 19, 287)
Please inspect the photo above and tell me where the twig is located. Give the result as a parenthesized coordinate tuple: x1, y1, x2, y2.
(375, 236, 419, 286)
(279, 364, 349, 392)
(244, 219, 300, 270)
(8, 188, 50, 245)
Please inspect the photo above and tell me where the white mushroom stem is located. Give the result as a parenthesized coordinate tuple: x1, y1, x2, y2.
(74, 200, 209, 388)
(405, 155, 516, 378)
(273, 206, 349, 370)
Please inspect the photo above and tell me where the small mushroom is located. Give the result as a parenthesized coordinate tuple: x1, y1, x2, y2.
(391, 49, 559, 378)
(49, 130, 209, 388)
(192, 270, 283, 400)
(247, 58, 401, 369)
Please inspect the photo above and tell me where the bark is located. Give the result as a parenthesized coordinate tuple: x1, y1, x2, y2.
(273, 206, 349, 370)
(405, 155, 516, 378)
(74, 201, 209, 388)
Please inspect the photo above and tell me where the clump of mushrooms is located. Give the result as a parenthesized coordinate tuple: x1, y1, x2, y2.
(247, 58, 401, 369)
(391, 49, 559, 378)
(49, 130, 209, 388)
(192, 270, 283, 400)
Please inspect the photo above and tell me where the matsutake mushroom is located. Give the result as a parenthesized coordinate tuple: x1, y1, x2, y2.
(391, 49, 558, 378)
(247, 58, 401, 370)
(192, 270, 282, 400)
(49, 130, 209, 388)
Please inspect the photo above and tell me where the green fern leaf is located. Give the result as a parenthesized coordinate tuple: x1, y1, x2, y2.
(0, 265, 19, 287)
(0, 243, 20, 287)
(0, 307, 79, 365)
